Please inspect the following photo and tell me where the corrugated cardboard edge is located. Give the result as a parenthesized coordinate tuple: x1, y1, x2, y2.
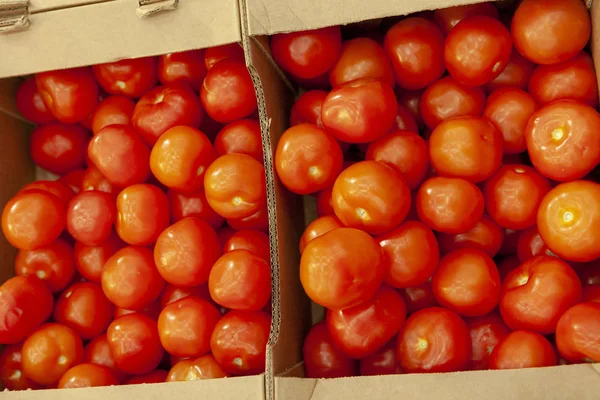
(0, 0, 29, 32)
(136, 0, 178, 19)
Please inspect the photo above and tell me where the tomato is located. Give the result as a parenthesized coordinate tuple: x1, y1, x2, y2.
(359, 339, 402, 376)
(0, 343, 41, 390)
(19, 181, 73, 208)
(204, 154, 266, 219)
(36, 67, 98, 123)
(29, 123, 88, 175)
(58, 170, 84, 194)
(16, 77, 55, 124)
(15, 239, 75, 293)
(329, 37, 394, 87)
(107, 313, 164, 375)
(92, 57, 158, 98)
(275, 124, 343, 195)
(303, 321, 358, 378)
(210, 310, 270, 375)
(115, 184, 170, 246)
(511, 0, 590, 65)
(499, 228, 520, 256)
(200, 59, 257, 123)
(84, 334, 127, 382)
(516, 226, 555, 262)
(289, 90, 327, 128)
(332, 161, 410, 235)
(205, 43, 245, 70)
(397, 307, 471, 373)
(223, 229, 269, 260)
(114, 301, 161, 321)
(433, 3, 499, 34)
(300, 227, 385, 309)
(321, 79, 396, 143)
(88, 124, 150, 188)
(214, 119, 263, 162)
(429, 117, 503, 183)
(271, 27, 342, 80)
(21, 323, 84, 386)
(159, 284, 211, 309)
(299, 215, 343, 254)
(167, 354, 228, 381)
(168, 189, 223, 228)
(466, 313, 510, 370)
(0, 276, 53, 344)
(74, 234, 124, 283)
(490, 330, 557, 369)
(125, 370, 168, 384)
(57, 363, 119, 388)
(102, 246, 165, 310)
(399, 283, 438, 314)
(484, 50, 535, 92)
(397, 90, 424, 128)
(91, 96, 135, 135)
(154, 217, 221, 287)
(316, 187, 334, 217)
(500, 256, 582, 334)
(392, 104, 418, 133)
(556, 302, 600, 363)
(226, 204, 269, 232)
(416, 177, 484, 234)
(158, 50, 206, 91)
(66, 191, 116, 246)
(496, 256, 520, 281)
(583, 285, 600, 303)
(81, 166, 116, 194)
(384, 18, 445, 90)
(437, 216, 504, 257)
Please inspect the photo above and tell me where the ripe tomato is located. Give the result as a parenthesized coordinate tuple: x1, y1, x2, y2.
(303, 321, 358, 378)
(437, 216, 504, 257)
(500, 256, 582, 334)
(321, 79, 396, 143)
(58, 363, 119, 388)
(489, 330, 557, 369)
(537, 181, 600, 262)
(397, 90, 424, 128)
(210, 310, 270, 375)
(0, 343, 41, 390)
(484, 165, 551, 231)
(484, 50, 535, 92)
(299, 215, 343, 254)
(300, 227, 386, 309)
(516, 226, 555, 262)
(115, 184, 170, 246)
(204, 154, 266, 219)
(289, 90, 327, 127)
(359, 339, 402, 376)
(102, 246, 165, 310)
(397, 307, 471, 373)
(58, 170, 84, 194)
(158, 296, 221, 357)
(384, 18, 445, 90)
(91, 96, 135, 135)
(329, 37, 394, 87)
(200, 59, 257, 123)
(271, 27, 342, 80)
(167, 354, 228, 381)
(16, 77, 55, 124)
(556, 302, 600, 363)
(126, 370, 168, 384)
(416, 177, 484, 234)
(107, 313, 164, 375)
(81, 166, 116, 194)
(432, 249, 501, 317)
(399, 283, 438, 314)
(114, 301, 161, 321)
(88, 124, 150, 188)
(214, 119, 263, 161)
(19, 180, 75, 206)
(393, 104, 419, 133)
(0, 276, 53, 344)
(92, 57, 158, 98)
(511, 0, 590, 65)
(275, 124, 343, 195)
(466, 313, 510, 370)
(223, 229, 270, 261)
(226, 204, 269, 232)
(21, 323, 84, 386)
(326, 286, 406, 359)
(159, 284, 211, 309)
(84, 334, 127, 382)
(159, 50, 206, 91)
(316, 187, 334, 217)
(332, 161, 410, 235)
(154, 217, 222, 287)
(205, 43, 245, 70)
(66, 191, 116, 245)
(167, 189, 223, 228)
(583, 285, 600, 303)
(15, 239, 75, 293)
(429, 117, 503, 183)
(432, 3, 499, 34)
(74, 234, 124, 283)
(35, 67, 98, 123)
(30, 123, 88, 175)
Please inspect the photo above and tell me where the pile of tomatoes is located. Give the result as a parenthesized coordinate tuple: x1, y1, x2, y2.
(271, 0, 600, 377)
(0, 43, 272, 389)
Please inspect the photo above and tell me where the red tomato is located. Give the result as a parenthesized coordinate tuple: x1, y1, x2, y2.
(299, 215, 343, 254)
(74, 234, 124, 283)
(205, 43, 245, 70)
(0, 343, 41, 390)
(210, 310, 270, 375)
(224, 229, 270, 262)
(102, 246, 165, 310)
(289, 90, 327, 127)
(167, 354, 228, 381)
(91, 96, 135, 135)
(429, 117, 503, 183)
(226, 204, 269, 232)
(303, 321, 358, 378)
(114, 301, 161, 321)
(329, 37, 394, 87)
(159, 284, 211, 309)
(416, 177, 484, 234)
(159, 50, 206, 91)
(58, 363, 118, 388)
(214, 119, 263, 161)
(36, 67, 98, 123)
(21, 323, 84, 386)
(58, 169, 84, 194)
(92, 57, 158, 98)
(271, 27, 342, 80)
(115, 184, 170, 246)
(433, 3, 499, 34)
(168, 189, 224, 228)
(511, 0, 590, 65)
(321, 79, 396, 143)
(275, 124, 343, 195)
(332, 161, 410, 235)
(359, 339, 402, 376)
(516, 226, 555, 262)
(204, 154, 266, 219)
(81, 166, 116, 194)
(583, 285, 600, 303)
(384, 18, 445, 90)
(15, 239, 75, 293)
(484, 50, 535, 92)
(397, 307, 471, 373)
(399, 283, 438, 314)
(437, 216, 504, 257)
(500, 256, 582, 334)
(365, 131, 428, 190)
(16, 77, 55, 124)
(20, 180, 74, 206)
(66, 191, 116, 245)
(154, 217, 221, 287)
(316, 187, 334, 217)
(393, 104, 419, 133)
(200, 59, 257, 123)
(126, 370, 168, 384)
(107, 313, 164, 375)
(84, 334, 127, 382)
(556, 302, 600, 363)
(491, 330, 558, 370)
(30, 123, 88, 175)
(466, 313, 510, 370)
(397, 89, 424, 128)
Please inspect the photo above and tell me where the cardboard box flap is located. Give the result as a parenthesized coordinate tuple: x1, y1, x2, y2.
(27, 0, 115, 13)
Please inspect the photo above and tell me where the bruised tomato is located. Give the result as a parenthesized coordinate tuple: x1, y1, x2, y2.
(433, 3, 499, 34)
(168, 189, 224, 228)
(437, 216, 504, 257)
(16, 77, 55, 124)
(91, 96, 135, 135)
(489, 330, 557, 369)
(30, 123, 88, 175)
(0, 343, 41, 390)
(15, 239, 75, 293)
(167, 354, 228, 381)
(484, 51, 535, 92)
(214, 119, 263, 161)
(556, 302, 600, 363)
(159, 50, 206, 91)
(303, 321, 359, 378)
(466, 313, 510, 370)
(289, 90, 327, 127)
(92, 57, 158, 98)
(329, 37, 394, 87)
(66, 191, 116, 246)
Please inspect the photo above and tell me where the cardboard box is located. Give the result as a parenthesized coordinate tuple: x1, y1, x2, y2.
(238, 0, 600, 399)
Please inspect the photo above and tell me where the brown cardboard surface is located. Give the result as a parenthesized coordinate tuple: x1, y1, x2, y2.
(27, 0, 115, 13)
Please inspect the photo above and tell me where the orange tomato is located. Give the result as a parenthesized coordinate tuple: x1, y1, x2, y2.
(166, 354, 228, 381)
(58, 363, 119, 388)
(489, 330, 557, 369)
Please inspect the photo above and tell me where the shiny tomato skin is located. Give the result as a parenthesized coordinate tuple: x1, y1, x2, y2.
(159, 284, 211, 309)
(74, 234, 124, 283)
(303, 321, 358, 378)
(300, 227, 386, 310)
(224, 229, 270, 262)
(511, 0, 591, 65)
(214, 119, 263, 162)
(81, 166, 116, 195)
(329, 37, 394, 87)
(299, 215, 343, 254)
(168, 189, 224, 228)
(58, 363, 118, 388)
(114, 301, 161, 321)
(66, 191, 116, 246)
(30, 123, 88, 175)
(433, 3, 499, 34)
(490, 331, 557, 369)
(16, 77, 55, 124)
(205, 43, 245, 70)
(399, 283, 438, 315)
(226, 204, 269, 232)
(0, 343, 41, 390)
(397, 90, 424, 128)
(537, 181, 600, 262)
(271, 27, 342, 80)
(35, 67, 99, 124)
(159, 50, 206, 91)
(384, 18, 445, 90)
(167, 354, 228, 381)
(107, 313, 164, 375)
(394, 104, 419, 133)
(125, 370, 168, 384)
(466, 313, 510, 370)
(15, 239, 76, 293)
(19, 180, 75, 206)
(516, 226, 555, 262)
(437, 216, 504, 257)
(397, 307, 471, 373)
(91, 96, 135, 135)
(289, 90, 327, 127)
(484, 51, 535, 92)
(359, 339, 402, 376)
(556, 302, 600, 363)
(84, 334, 127, 382)
(92, 57, 158, 98)
(500, 256, 582, 334)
